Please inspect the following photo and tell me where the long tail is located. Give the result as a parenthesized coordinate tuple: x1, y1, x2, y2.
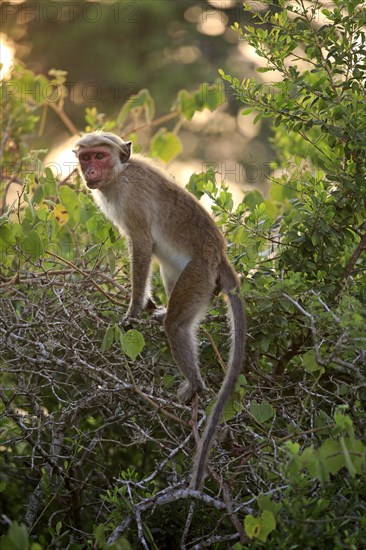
(190, 261, 246, 490)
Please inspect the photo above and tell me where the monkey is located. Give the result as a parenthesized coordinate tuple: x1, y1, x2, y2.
(74, 131, 246, 490)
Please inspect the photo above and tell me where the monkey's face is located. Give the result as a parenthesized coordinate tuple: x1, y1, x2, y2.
(76, 146, 118, 189)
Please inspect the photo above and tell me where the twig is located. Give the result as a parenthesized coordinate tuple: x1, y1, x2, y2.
(222, 482, 246, 543)
(142, 416, 206, 485)
(107, 488, 229, 544)
(203, 330, 227, 373)
(135, 507, 149, 550)
(122, 110, 180, 138)
(46, 251, 127, 306)
(181, 502, 195, 549)
(47, 102, 79, 136)
(343, 232, 366, 281)
(124, 360, 189, 427)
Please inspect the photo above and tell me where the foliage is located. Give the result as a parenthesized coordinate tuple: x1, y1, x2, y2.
(1, 1, 366, 548)
(0, 0, 237, 130)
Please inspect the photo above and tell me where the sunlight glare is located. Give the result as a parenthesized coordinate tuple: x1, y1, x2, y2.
(0, 33, 15, 80)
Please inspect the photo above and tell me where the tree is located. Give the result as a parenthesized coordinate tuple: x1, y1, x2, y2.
(1, 1, 365, 547)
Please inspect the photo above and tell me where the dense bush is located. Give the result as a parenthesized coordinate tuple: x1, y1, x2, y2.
(1, 1, 365, 548)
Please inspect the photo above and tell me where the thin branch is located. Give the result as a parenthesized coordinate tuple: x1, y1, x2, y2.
(107, 488, 229, 544)
(46, 251, 127, 306)
(47, 102, 79, 136)
(343, 232, 366, 281)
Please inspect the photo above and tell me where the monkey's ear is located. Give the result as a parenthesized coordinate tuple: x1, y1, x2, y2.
(72, 149, 78, 157)
(120, 141, 132, 163)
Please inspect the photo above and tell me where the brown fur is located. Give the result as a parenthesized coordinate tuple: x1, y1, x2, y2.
(74, 131, 246, 489)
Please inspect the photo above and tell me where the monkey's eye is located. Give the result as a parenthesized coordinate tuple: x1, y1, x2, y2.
(96, 153, 106, 160)
(80, 153, 91, 161)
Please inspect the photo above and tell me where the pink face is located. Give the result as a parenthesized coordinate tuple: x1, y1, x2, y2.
(77, 146, 116, 189)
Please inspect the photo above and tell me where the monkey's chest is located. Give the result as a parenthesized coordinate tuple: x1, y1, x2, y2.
(92, 191, 129, 233)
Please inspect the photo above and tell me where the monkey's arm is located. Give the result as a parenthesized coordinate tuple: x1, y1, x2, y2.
(124, 236, 154, 320)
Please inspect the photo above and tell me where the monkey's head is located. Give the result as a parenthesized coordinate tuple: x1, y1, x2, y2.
(74, 131, 131, 189)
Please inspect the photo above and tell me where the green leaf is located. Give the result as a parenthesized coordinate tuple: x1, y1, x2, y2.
(244, 514, 261, 540)
(108, 536, 133, 550)
(244, 511, 276, 542)
(302, 350, 323, 373)
(302, 445, 329, 482)
(94, 524, 106, 547)
(117, 88, 155, 124)
(250, 399, 275, 423)
(32, 184, 44, 205)
(177, 89, 198, 120)
(119, 329, 145, 360)
(269, 180, 297, 202)
(256, 67, 273, 73)
(243, 190, 264, 211)
(0, 223, 16, 245)
(21, 229, 44, 260)
(223, 394, 243, 421)
(177, 80, 224, 121)
(339, 437, 362, 477)
(6, 522, 29, 550)
(253, 112, 262, 124)
(258, 494, 282, 517)
(150, 129, 182, 163)
(258, 510, 276, 542)
(314, 410, 332, 433)
(101, 324, 115, 352)
(43, 167, 57, 194)
(59, 185, 79, 222)
(334, 408, 354, 434)
(199, 81, 225, 111)
(186, 169, 217, 199)
(319, 438, 344, 476)
(234, 373, 247, 394)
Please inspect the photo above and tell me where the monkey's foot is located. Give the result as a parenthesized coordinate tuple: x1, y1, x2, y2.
(151, 307, 167, 323)
(121, 310, 141, 327)
(121, 317, 134, 330)
(122, 303, 143, 324)
(178, 380, 207, 404)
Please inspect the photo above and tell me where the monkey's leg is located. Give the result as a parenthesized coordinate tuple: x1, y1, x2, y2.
(164, 261, 216, 403)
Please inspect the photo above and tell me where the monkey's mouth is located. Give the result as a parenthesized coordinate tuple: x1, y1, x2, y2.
(86, 180, 100, 189)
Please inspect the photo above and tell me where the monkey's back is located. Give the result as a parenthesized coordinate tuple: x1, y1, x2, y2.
(125, 155, 226, 265)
